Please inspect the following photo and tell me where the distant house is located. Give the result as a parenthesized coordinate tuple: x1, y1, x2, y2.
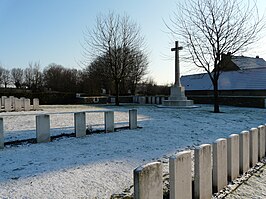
(181, 55, 266, 91)
(180, 55, 266, 108)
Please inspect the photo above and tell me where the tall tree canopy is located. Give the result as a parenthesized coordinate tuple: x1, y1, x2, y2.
(82, 12, 148, 105)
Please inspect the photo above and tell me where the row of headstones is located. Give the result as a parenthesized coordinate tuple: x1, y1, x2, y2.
(133, 96, 167, 105)
(134, 125, 266, 199)
(0, 96, 40, 112)
(0, 109, 138, 149)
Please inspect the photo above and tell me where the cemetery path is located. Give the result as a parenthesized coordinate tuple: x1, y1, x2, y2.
(0, 104, 265, 198)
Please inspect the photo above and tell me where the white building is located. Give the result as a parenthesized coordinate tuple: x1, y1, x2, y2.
(181, 55, 266, 91)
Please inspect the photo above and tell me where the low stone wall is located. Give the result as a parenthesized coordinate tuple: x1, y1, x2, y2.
(187, 95, 266, 108)
(0, 109, 138, 149)
(133, 123, 266, 199)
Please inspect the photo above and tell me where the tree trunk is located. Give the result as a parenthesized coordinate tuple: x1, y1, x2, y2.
(213, 79, 220, 113)
(115, 81, 120, 106)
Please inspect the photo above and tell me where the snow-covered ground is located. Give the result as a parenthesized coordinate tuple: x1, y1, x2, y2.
(0, 104, 265, 198)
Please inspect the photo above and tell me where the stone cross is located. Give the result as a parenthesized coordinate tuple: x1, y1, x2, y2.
(171, 41, 183, 86)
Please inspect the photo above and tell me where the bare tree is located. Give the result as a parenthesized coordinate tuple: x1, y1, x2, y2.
(168, 0, 265, 112)
(24, 62, 43, 91)
(82, 12, 147, 105)
(2, 69, 10, 88)
(82, 55, 113, 95)
(126, 50, 148, 94)
(11, 68, 24, 88)
(0, 66, 4, 87)
(23, 67, 33, 89)
(43, 63, 65, 91)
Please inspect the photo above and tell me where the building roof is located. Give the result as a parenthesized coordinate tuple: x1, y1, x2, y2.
(181, 68, 266, 90)
(231, 56, 266, 70)
(181, 55, 266, 91)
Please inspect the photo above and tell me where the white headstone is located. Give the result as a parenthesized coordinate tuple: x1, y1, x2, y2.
(129, 109, 137, 129)
(227, 134, 239, 182)
(1, 96, 7, 106)
(148, 96, 152, 104)
(74, 112, 86, 137)
(151, 96, 156, 104)
(134, 162, 163, 199)
(36, 114, 50, 143)
(194, 144, 212, 199)
(169, 151, 192, 199)
(24, 99, 31, 111)
(110, 97, 115, 103)
(20, 97, 26, 108)
(258, 125, 265, 160)
(0, 118, 3, 149)
(4, 98, 12, 112)
(139, 96, 146, 104)
(33, 98, 39, 110)
(213, 138, 227, 193)
(156, 97, 160, 104)
(14, 98, 22, 111)
(249, 128, 258, 167)
(239, 131, 250, 174)
(9, 96, 14, 108)
(104, 111, 114, 132)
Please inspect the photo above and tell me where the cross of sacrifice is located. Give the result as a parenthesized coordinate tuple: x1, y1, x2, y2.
(171, 41, 183, 86)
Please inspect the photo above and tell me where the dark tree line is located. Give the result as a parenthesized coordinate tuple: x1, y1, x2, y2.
(0, 62, 81, 92)
(0, 59, 149, 96)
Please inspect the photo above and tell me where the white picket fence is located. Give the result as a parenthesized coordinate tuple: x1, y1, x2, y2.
(0, 109, 138, 149)
(134, 124, 266, 199)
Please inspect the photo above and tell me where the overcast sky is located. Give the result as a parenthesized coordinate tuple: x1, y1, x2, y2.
(0, 0, 265, 84)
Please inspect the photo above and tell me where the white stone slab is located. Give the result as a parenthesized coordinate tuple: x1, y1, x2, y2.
(134, 162, 163, 199)
(36, 114, 50, 143)
(239, 131, 250, 174)
(20, 97, 26, 108)
(258, 125, 265, 160)
(152, 96, 156, 104)
(110, 97, 115, 103)
(249, 128, 258, 167)
(14, 98, 22, 111)
(133, 96, 138, 103)
(4, 98, 12, 112)
(9, 96, 14, 108)
(148, 96, 152, 104)
(139, 96, 146, 104)
(156, 97, 160, 104)
(227, 134, 239, 182)
(74, 112, 86, 137)
(104, 111, 114, 132)
(33, 98, 39, 110)
(213, 138, 227, 193)
(24, 99, 31, 111)
(169, 151, 192, 199)
(1, 96, 7, 106)
(0, 118, 3, 149)
(194, 144, 212, 199)
(129, 109, 137, 129)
